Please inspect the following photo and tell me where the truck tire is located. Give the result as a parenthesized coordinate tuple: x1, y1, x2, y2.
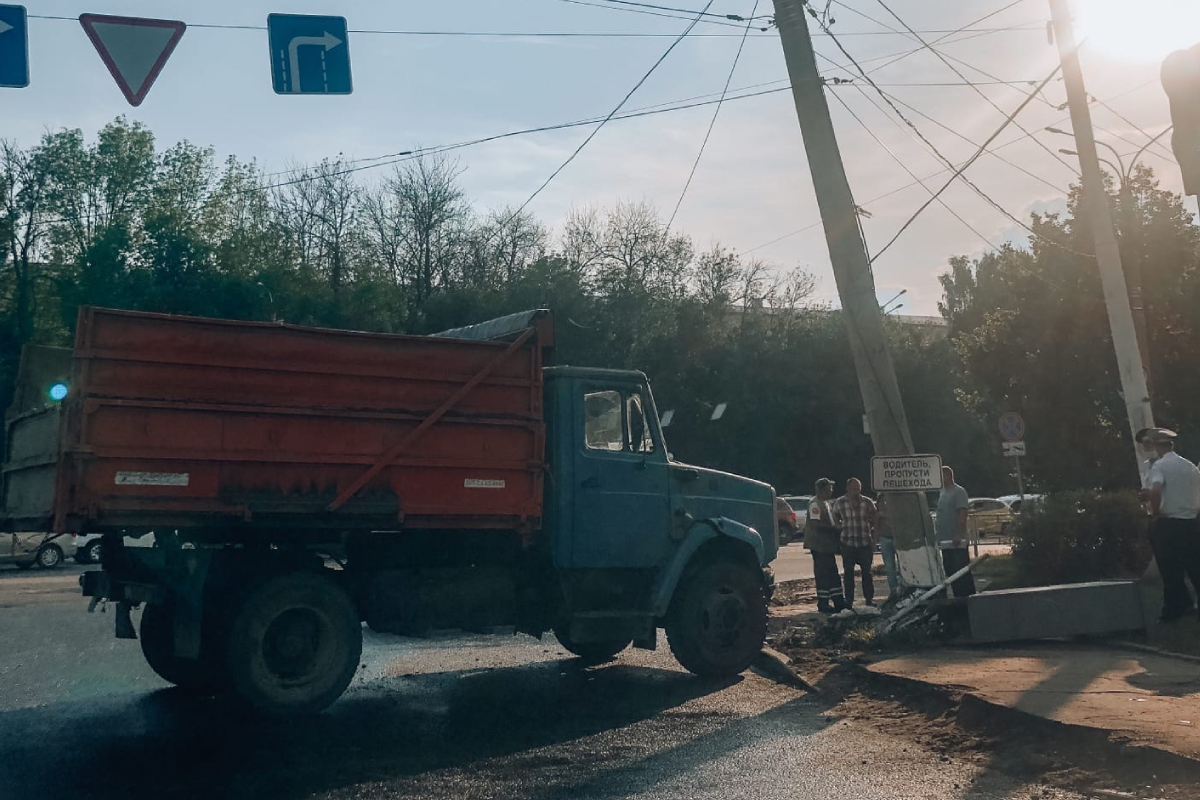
(553, 626, 630, 663)
(225, 572, 361, 716)
(140, 603, 225, 693)
(666, 559, 767, 679)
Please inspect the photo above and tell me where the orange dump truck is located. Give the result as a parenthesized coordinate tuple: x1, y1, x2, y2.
(4, 307, 777, 714)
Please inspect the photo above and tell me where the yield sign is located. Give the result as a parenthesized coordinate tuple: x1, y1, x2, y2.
(79, 14, 186, 106)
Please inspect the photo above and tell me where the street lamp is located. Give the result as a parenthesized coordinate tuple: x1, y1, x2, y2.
(879, 288, 906, 313)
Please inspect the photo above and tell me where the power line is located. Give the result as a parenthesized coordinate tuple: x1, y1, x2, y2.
(874, 87, 1067, 195)
(576, 0, 769, 22)
(27, 11, 1040, 39)
(833, 0, 1037, 83)
(667, 0, 759, 231)
(546, 0, 765, 29)
(870, 64, 1070, 264)
(827, 89, 1001, 254)
(507, 1, 716, 221)
(1091, 97, 1177, 165)
(744, 76, 1169, 254)
(809, 10, 1069, 259)
(868, 0, 1081, 180)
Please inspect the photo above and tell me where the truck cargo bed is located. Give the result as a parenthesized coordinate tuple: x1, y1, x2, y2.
(3, 308, 552, 535)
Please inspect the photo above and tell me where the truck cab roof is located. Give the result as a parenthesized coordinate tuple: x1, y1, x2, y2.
(544, 366, 648, 382)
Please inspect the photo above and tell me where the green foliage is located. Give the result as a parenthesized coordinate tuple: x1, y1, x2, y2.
(940, 168, 1200, 491)
(1010, 491, 1152, 585)
(3, 118, 1197, 500)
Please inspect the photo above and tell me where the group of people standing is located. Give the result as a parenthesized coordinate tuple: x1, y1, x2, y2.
(802, 465, 977, 614)
(804, 476, 892, 613)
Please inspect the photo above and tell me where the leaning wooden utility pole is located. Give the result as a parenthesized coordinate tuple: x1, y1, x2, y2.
(771, 0, 940, 584)
(1049, 0, 1155, 478)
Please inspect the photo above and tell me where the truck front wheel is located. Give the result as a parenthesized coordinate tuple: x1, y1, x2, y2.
(225, 572, 362, 716)
(140, 603, 225, 692)
(666, 559, 767, 679)
(553, 626, 630, 663)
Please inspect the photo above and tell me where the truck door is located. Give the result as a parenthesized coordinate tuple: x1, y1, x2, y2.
(570, 384, 672, 568)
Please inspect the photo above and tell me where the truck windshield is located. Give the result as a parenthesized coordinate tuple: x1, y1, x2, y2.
(584, 390, 625, 451)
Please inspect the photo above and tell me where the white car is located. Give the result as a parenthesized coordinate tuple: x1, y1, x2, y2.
(996, 494, 1043, 514)
(2, 532, 76, 570)
(74, 533, 153, 564)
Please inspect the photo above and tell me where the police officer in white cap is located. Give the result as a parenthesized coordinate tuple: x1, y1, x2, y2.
(1144, 428, 1200, 622)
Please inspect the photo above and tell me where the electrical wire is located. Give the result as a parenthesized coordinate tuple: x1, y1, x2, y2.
(744, 76, 1169, 254)
(547, 0, 766, 29)
(831, 0, 1034, 76)
(873, 87, 1067, 195)
(28, 11, 1040, 39)
(1091, 97, 1177, 165)
(506, 1, 716, 222)
(827, 89, 1001, 254)
(573, 0, 769, 22)
(809, 10, 1075, 259)
(867, 0, 1080, 179)
(666, 0, 759, 231)
(870, 64, 1071, 264)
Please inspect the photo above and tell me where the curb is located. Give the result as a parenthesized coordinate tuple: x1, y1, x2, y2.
(851, 662, 1200, 777)
(752, 647, 820, 693)
(1110, 640, 1200, 665)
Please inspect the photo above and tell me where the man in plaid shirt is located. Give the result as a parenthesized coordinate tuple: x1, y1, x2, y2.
(834, 477, 878, 606)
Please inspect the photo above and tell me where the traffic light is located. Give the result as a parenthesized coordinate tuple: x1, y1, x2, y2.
(1162, 44, 1200, 196)
(48, 382, 69, 402)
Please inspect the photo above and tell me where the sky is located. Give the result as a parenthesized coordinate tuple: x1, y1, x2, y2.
(4, 0, 1198, 315)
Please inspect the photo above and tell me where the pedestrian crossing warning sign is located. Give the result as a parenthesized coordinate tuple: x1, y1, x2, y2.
(871, 455, 943, 492)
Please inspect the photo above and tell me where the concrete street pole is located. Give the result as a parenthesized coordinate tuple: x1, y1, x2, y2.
(771, 0, 941, 585)
(1049, 0, 1155, 479)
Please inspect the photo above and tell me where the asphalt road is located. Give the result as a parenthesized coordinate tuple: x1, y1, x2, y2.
(0, 564, 1086, 800)
(772, 541, 1012, 584)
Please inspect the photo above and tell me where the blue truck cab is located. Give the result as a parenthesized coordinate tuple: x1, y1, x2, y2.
(544, 366, 777, 676)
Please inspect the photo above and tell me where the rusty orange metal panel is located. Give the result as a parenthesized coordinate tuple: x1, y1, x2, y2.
(50, 308, 548, 536)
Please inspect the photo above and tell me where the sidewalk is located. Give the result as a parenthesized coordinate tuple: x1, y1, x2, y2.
(866, 644, 1200, 763)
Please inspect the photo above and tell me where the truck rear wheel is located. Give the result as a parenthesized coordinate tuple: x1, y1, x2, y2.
(225, 572, 361, 716)
(553, 626, 630, 663)
(140, 603, 225, 692)
(666, 559, 766, 679)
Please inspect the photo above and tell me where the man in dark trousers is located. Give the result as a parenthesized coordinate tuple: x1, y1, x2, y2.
(834, 477, 878, 606)
(936, 466, 976, 598)
(1143, 428, 1200, 622)
(805, 478, 847, 614)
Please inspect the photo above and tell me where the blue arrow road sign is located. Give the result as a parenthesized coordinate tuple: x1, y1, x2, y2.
(267, 14, 351, 95)
(0, 5, 29, 89)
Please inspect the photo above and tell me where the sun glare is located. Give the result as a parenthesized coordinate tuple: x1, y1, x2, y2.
(1077, 0, 1200, 63)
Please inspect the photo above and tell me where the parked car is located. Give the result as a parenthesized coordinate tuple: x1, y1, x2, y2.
(996, 494, 1043, 515)
(775, 497, 798, 544)
(967, 497, 1015, 538)
(780, 495, 811, 540)
(1, 532, 76, 570)
(75, 533, 153, 564)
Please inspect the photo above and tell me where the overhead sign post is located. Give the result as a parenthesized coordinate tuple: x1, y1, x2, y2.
(0, 4, 29, 89)
(999, 412, 1027, 507)
(871, 455, 943, 492)
(79, 14, 186, 107)
(267, 14, 352, 95)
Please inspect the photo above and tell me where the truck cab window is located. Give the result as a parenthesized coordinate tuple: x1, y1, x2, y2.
(627, 394, 654, 454)
(584, 390, 625, 451)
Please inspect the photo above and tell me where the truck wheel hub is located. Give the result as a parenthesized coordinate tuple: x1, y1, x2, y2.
(263, 608, 322, 679)
(701, 587, 746, 647)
